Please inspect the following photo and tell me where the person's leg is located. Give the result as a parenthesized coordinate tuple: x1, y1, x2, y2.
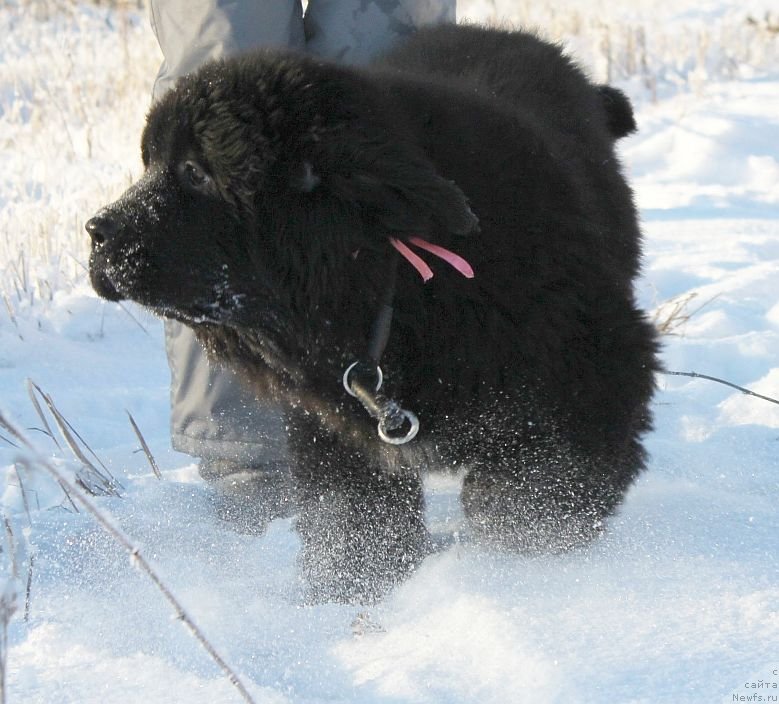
(165, 322, 292, 533)
(150, 0, 305, 532)
(151, 0, 305, 99)
(151, 0, 303, 469)
(304, 0, 455, 64)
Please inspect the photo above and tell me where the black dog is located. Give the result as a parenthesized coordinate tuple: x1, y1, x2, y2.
(87, 25, 658, 601)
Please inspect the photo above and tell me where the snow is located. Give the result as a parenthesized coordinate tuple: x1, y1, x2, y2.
(1, 2, 778, 703)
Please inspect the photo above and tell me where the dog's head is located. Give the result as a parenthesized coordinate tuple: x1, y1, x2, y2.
(87, 52, 477, 361)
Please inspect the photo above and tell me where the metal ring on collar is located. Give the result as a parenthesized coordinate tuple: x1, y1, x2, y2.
(342, 361, 383, 398)
(378, 409, 420, 445)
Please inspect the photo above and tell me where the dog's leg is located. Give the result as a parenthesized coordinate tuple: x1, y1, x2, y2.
(459, 433, 629, 553)
(285, 411, 429, 603)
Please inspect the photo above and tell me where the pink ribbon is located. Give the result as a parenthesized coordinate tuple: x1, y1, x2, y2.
(389, 236, 475, 282)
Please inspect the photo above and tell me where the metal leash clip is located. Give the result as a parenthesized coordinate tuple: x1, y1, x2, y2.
(342, 361, 383, 397)
(377, 405, 419, 445)
(342, 361, 419, 445)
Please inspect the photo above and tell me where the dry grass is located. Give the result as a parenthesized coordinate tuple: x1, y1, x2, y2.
(460, 0, 779, 95)
(652, 292, 720, 336)
(0, 1, 161, 309)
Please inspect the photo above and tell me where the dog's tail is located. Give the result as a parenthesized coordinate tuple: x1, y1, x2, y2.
(598, 85, 637, 139)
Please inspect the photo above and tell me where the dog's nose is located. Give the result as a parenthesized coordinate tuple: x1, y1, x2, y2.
(85, 214, 119, 245)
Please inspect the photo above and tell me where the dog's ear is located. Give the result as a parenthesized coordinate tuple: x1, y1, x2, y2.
(597, 85, 637, 139)
(323, 138, 479, 238)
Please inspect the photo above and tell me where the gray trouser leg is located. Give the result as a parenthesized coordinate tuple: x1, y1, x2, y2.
(304, 0, 455, 64)
(164, 320, 288, 463)
(153, 0, 454, 464)
(150, 0, 305, 100)
(151, 0, 304, 463)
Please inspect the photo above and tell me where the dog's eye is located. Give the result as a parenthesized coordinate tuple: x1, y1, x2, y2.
(181, 160, 212, 192)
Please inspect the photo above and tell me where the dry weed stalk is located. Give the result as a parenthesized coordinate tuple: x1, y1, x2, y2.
(126, 410, 162, 479)
(1, 296, 22, 342)
(0, 518, 24, 704)
(0, 435, 18, 450)
(663, 370, 779, 407)
(0, 573, 15, 704)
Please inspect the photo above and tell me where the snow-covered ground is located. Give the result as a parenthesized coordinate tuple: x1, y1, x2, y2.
(1, 2, 778, 702)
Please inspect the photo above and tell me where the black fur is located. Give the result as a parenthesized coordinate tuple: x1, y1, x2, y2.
(87, 26, 659, 602)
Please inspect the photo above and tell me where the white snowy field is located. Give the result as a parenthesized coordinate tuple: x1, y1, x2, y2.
(1, 1, 778, 703)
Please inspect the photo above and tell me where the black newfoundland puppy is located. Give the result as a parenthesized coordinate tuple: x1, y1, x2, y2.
(88, 25, 658, 601)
